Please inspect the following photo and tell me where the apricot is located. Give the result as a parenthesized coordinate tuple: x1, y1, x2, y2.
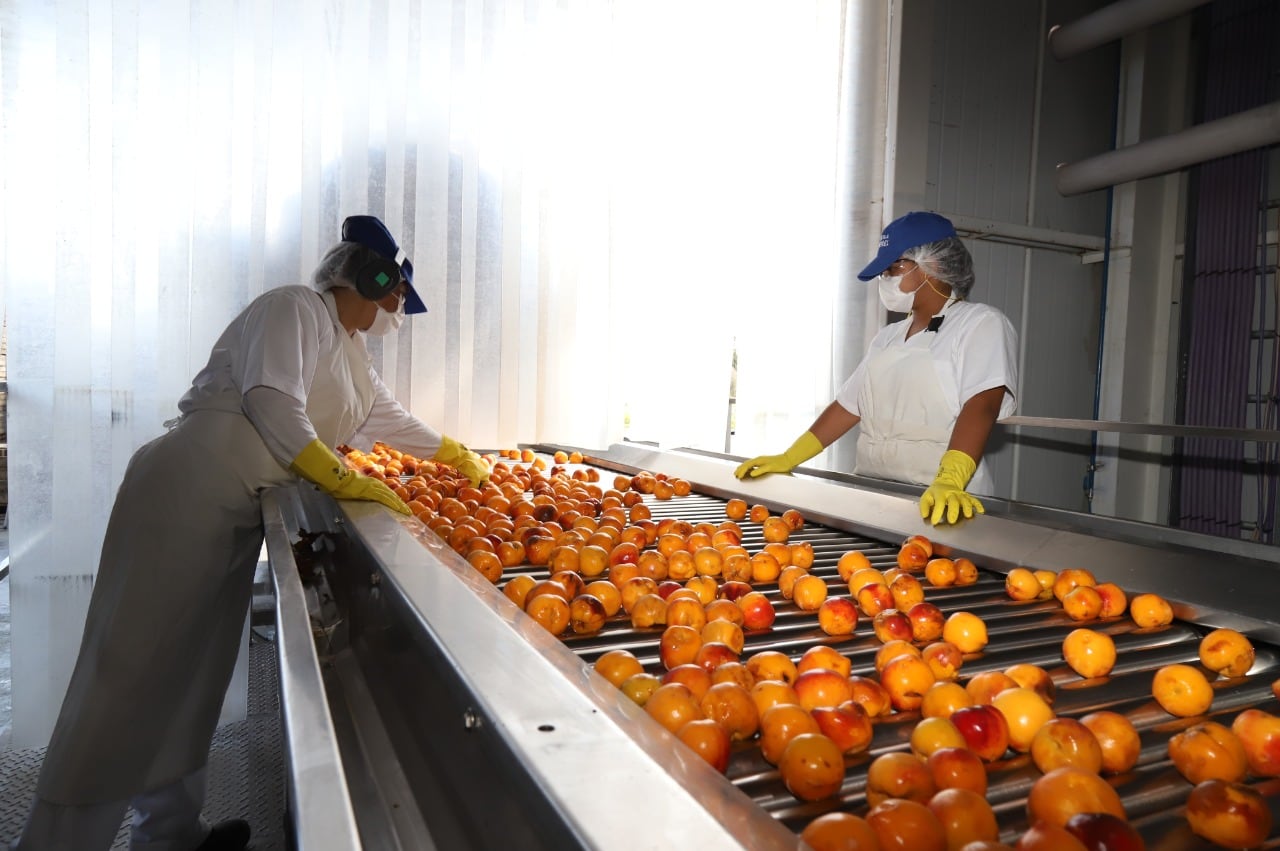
(759, 703, 820, 765)
(847, 676, 894, 718)
(748, 503, 770, 523)
(701, 619, 745, 655)
(583, 580, 621, 616)
(619, 671, 662, 706)
(817, 596, 859, 636)
(927, 746, 988, 796)
(924, 558, 957, 587)
(645, 682, 703, 734)
(953, 558, 979, 586)
(866, 798, 947, 851)
(950, 704, 1011, 763)
(908, 602, 946, 643)
(1061, 585, 1103, 622)
(593, 648, 644, 688)
(1032, 569, 1057, 599)
(662, 664, 713, 702)
(876, 639, 922, 673)
(569, 594, 608, 634)
(1230, 708, 1280, 776)
(665, 596, 707, 631)
(748, 551, 782, 583)
(1051, 568, 1095, 603)
(992, 687, 1056, 753)
(502, 574, 536, 608)
(799, 813, 880, 851)
(751, 679, 802, 716)
(873, 608, 914, 644)
(1016, 822, 1088, 851)
(793, 574, 829, 611)
(910, 716, 968, 758)
(798, 645, 853, 678)
(856, 582, 896, 617)
(943, 611, 988, 654)
(928, 788, 999, 850)
(811, 701, 874, 755)
(524, 593, 570, 634)
(736, 591, 777, 631)
(710, 661, 754, 691)
(881, 654, 937, 712)
(965, 671, 1019, 706)
(693, 641, 739, 673)
(1030, 718, 1103, 775)
(1079, 711, 1140, 774)
(1152, 663, 1214, 717)
(890, 573, 926, 611)
(1093, 582, 1127, 618)
(1026, 766, 1125, 829)
(747, 651, 798, 685)
(1005, 663, 1056, 705)
(761, 516, 791, 544)
(1063, 812, 1144, 851)
(725, 498, 747, 520)
(699, 681, 759, 741)
(836, 550, 873, 581)
(794, 668, 854, 712)
(1062, 628, 1116, 679)
(848, 565, 886, 589)
(1185, 779, 1273, 849)
(922, 641, 965, 682)
(1129, 592, 1173, 628)
(1198, 628, 1255, 677)
(897, 541, 931, 571)
(1168, 720, 1248, 784)
(779, 733, 845, 801)
(466, 550, 504, 583)
(658, 624, 702, 670)
(921, 681, 973, 719)
(866, 751, 936, 807)
(1005, 567, 1041, 601)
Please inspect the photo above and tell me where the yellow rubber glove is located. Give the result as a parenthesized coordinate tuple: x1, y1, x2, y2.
(920, 449, 983, 526)
(433, 435, 489, 487)
(290, 439, 411, 515)
(734, 431, 824, 480)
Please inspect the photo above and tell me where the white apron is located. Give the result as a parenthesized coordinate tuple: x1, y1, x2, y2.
(854, 332, 995, 495)
(38, 322, 374, 805)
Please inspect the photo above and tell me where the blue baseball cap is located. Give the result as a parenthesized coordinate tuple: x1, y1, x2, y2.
(341, 215, 428, 314)
(857, 211, 958, 281)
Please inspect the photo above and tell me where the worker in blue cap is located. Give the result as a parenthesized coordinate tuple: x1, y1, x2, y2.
(736, 211, 1018, 526)
(13, 215, 486, 850)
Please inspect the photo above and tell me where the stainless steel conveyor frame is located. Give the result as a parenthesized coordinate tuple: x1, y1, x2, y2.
(264, 443, 1280, 849)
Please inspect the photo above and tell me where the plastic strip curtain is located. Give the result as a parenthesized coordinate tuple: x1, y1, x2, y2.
(1, 0, 850, 744)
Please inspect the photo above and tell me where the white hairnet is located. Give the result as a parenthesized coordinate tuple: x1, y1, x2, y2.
(311, 242, 362, 292)
(904, 237, 975, 299)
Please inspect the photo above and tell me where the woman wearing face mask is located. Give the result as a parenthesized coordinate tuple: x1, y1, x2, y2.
(13, 215, 487, 851)
(735, 211, 1018, 526)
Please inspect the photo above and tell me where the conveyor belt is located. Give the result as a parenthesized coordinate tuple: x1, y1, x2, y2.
(497, 486, 1280, 846)
(273, 444, 1280, 849)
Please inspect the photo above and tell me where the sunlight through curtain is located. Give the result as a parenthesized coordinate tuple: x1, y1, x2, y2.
(1, 0, 851, 744)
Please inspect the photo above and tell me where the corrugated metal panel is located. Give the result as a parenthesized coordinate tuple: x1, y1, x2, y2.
(919, 0, 1115, 510)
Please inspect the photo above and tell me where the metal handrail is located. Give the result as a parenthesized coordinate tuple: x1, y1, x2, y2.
(262, 488, 363, 851)
(999, 414, 1280, 442)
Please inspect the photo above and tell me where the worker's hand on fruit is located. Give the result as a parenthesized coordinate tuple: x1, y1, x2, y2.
(734, 431, 824, 480)
(290, 439, 412, 514)
(433, 435, 490, 487)
(919, 449, 983, 525)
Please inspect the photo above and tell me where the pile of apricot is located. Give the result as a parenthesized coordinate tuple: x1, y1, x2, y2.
(348, 444, 1280, 850)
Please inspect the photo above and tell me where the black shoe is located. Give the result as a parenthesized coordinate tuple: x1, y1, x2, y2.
(195, 819, 252, 851)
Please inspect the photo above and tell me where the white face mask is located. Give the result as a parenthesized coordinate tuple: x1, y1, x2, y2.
(877, 271, 924, 313)
(365, 294, 406, 336)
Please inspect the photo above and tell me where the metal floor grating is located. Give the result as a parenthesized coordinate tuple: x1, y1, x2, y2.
(0, 637, 285, 850)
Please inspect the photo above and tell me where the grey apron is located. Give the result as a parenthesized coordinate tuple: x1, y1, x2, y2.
(38, 321, 374, 804)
